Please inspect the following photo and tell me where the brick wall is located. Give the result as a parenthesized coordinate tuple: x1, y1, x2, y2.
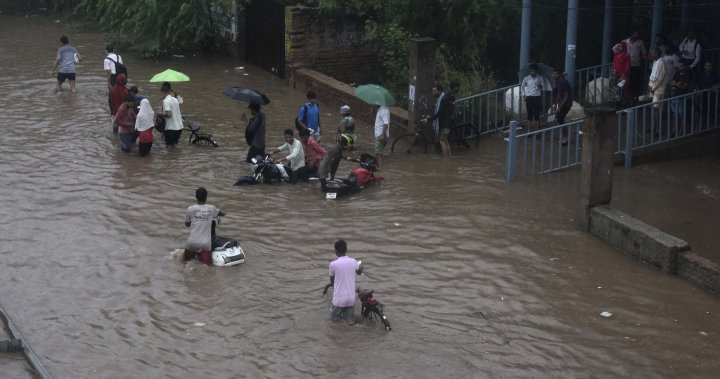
(285, 5, 376, 84)
(677, 252, 720, 296)
(294, 68, 409, 134)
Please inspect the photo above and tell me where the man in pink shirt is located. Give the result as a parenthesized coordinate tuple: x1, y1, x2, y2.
(328, 240, 363, 325)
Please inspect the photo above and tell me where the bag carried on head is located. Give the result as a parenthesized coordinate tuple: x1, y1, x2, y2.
(107, 56, 128, 77)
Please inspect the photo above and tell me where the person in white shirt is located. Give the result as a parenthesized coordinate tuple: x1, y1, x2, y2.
(159, 82, 183, 147)
(373, 105, 390, 168)
(678, 29, 702, 72)
(520, 64, 543, 132)
(103, 45, 123, 89)
(663, 44, 680, 81)
(272, 128, 305, 184)
(648, 47, 669, 135)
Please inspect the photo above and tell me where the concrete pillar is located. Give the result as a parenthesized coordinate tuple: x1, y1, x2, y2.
(650, 0, 662, 48)
(408, 38, 436, 131)
(564, 0, 578, 88)
(519, 0, 532, 81)
(579, 106, 617, 230)
(681, 0, 689, 28)
(601, 0, 613, 75)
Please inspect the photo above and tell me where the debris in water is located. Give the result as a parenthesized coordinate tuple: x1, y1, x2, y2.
(549, 257, 559, 261)
(699, 331, 708, 337)
(172, 54, 185, 58)
(600, 311, 613, 318)
(394, 223, 400, 226)
(243, 73, 249, 76)
(597, 286, 603, 289)
(234, 66, 245, 70)
(193, 322, 206, 327)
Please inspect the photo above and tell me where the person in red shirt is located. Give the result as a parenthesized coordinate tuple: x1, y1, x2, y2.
(114, 95, 137, 153)
(299, 128, 325, 179)
(109, 74, 128, 133)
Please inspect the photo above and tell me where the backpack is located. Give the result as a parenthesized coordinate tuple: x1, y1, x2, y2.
(295, 103, 319, 132)
(107, 55, 128, 77)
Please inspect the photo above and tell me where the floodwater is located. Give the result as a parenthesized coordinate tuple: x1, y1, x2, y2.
(1, 15, 719, 379)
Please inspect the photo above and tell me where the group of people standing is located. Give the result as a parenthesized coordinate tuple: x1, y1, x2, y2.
(104, 45, 184, 156)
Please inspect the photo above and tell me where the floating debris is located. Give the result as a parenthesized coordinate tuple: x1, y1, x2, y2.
(193, 322, 206, 327)
(600, 311, 613, 318)
(699, 331, 708, 337)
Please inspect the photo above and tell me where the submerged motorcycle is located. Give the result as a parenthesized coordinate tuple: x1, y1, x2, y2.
(210, 217, 246, 267)
(235, 155, 293, 185)
(323, 280, 391, 331)
(321, 153, 384, 199)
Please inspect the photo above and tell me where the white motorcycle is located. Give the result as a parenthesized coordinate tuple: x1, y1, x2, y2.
(210, 217, 246, 267)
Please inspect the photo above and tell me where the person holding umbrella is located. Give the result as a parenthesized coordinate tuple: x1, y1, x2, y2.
(159, 81, 183, 147)
(245, 102, 266, 163)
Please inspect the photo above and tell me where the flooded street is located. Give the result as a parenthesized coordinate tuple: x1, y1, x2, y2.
(1, 16, 719, 378)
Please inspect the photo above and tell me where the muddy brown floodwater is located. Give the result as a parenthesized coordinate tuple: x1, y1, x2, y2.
(0, 15, 719, 379)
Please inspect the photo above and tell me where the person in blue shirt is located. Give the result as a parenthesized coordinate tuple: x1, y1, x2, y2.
(296, 91, 321, 142)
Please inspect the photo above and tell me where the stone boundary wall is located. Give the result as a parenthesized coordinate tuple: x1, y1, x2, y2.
(589, 205, 720, 295)
(294, 68, 409, 134)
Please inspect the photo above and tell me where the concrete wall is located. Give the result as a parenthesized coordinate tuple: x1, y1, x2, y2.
(590, 205, 720, 296)
(294, 68, 409, 134)
(589, 205, 690, 273)
(285, 5, 376, 84)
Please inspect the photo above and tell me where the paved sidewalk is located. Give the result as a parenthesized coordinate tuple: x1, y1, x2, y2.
(611, 155, 720, 265)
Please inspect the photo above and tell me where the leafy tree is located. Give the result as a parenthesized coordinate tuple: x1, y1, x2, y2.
(49, 0, 221, 55)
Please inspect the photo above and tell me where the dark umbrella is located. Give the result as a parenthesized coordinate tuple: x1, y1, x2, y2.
(223, 87, 271, 105)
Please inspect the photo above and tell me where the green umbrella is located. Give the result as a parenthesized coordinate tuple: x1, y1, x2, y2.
(355, 84, 395, 106)
(149, 69, 190, 83)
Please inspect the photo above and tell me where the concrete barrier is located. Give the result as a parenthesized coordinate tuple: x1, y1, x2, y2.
(589, 205, 690, 273)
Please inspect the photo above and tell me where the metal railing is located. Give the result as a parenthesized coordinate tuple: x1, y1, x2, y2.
(505, 119, 584, 181)
(575, 63, 612, 106)
(616, 86, 720, 167)
(455, 84, 520, 135)
(456, 84, 557, 136)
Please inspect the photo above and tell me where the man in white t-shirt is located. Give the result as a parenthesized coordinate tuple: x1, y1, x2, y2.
(103, 45, 123, 89)
(271, 128, 306, 184)
(373, 105, 390, 169)
(328, 239, 363, 325)
(184, 187, 225, 265)
(160, 82, 183, 147)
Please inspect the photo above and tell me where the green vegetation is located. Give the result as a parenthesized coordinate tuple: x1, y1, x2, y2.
(49, 0, 226, 55)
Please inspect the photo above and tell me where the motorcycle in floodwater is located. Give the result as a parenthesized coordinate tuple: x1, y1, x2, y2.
(209, 216, 246, 267)
(323, 280, 392, 331)
(321, 153, 384, 200)
(234, 155, 292, 185)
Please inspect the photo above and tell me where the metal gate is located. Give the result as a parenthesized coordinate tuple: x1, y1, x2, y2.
(245, 0, 285, 77)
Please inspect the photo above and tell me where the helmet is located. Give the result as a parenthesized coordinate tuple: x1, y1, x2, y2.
(337, 133, 353, 147)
